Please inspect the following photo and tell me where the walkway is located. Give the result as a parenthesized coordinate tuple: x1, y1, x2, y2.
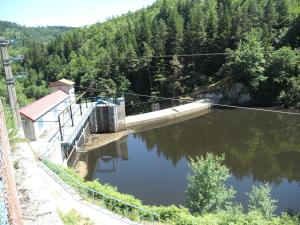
(40, 162, 141, 225)
(15, 142, 140, 225)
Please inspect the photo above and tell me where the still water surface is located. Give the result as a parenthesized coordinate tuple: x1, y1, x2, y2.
(83, 109, 300, 213)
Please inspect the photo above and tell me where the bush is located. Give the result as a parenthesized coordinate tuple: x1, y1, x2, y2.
(44, 160, 299, 225)
(58, 209, 95, 225)
(248, 184, 277, 219)
(186, 153, 236, 214)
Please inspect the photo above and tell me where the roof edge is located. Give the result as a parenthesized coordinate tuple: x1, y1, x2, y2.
(19, 90, 70, 122)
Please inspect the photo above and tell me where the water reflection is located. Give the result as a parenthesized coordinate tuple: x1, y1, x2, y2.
(132, 109, 300, 183)
(82, 109, 300, 212)
(86, 137, 128, 179)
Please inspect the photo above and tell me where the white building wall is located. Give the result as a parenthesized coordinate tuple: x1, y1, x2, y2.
(21, 118, 36, 140)
(51, 86, 76, 105)
(32, 98, 71, 140)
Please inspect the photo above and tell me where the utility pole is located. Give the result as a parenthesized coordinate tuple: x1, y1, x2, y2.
(0, 37, 23, 129)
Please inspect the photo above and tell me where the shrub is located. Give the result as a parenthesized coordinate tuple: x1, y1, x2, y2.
(44, 160, 299, 225)
(150, 205, 184, 222)
(174, 212, 198, 225)
(186, 153, 236, 214)
(248, 184, 277, 219)
(58, 209, 94, 225)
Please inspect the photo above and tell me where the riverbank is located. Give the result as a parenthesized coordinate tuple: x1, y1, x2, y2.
(50, 159, 299, 225)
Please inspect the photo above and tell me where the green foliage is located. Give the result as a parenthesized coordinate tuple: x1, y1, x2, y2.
(262, 46, 300, 106)
(4, 0, 298, 108)
(248, 184, 278, 219)
(284, 15, 300, 48)
(0, 95, 18, 144)
(43, 160, 151, 221)
(278, 76, 300, 108)
(58, 209, 95, 225)
(0, 21, 66, 113)
(43, 159, 298, 225)
(220, 29, 267, 90)
(0, 21, 72, 44)
(186, 153, 236, 214)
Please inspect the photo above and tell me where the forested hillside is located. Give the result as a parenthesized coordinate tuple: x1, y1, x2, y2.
(0, 21, 72, 105)
(0, 21, 72, 45)
(3, 0, 300, 107)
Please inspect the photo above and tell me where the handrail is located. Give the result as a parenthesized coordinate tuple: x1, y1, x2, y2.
(41, 160, 158, 224)
(80, 96, 124, 106)
(63, 102, 95, 144)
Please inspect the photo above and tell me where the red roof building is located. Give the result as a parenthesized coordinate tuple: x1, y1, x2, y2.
(19, 90, 69, 122)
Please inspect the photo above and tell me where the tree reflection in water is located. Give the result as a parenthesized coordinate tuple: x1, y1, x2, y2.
(133, 109, 300, 183)
(82, 109, 300, 212)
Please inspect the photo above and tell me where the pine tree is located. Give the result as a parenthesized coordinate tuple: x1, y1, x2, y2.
(217, 0, 233, 47)
(276, 0, 290, 28)
(204, 0, 218, 40)
(136, 10, 152, 55)
(167, 56, 184, 96)
(158, 0, 170, 22)
(262, 0, 277, 43)
(166, 8, 184, 55)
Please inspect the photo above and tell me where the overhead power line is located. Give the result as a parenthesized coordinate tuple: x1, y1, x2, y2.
(139, 49, 299, 59)
(151, 52, 228, 58)
(75, 85, 300, 116)
(148, 49, 300, 59)
(82, 49, 300, 61)
(211, 103, 300, 116)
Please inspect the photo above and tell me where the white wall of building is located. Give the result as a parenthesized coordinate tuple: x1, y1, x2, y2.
(51, 86, 76, 105)
(21, 119, 36, 140)
(22, 98, 71, 141)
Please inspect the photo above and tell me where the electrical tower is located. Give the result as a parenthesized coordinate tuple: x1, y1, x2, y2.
(0, 37, 23, 130)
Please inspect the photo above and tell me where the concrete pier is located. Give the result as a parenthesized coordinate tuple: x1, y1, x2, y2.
(90, 103, 126, 133)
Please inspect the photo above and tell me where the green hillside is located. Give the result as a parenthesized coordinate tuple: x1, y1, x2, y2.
(3, 0, 300, 107)
(0, 21, 72, 45)
(0, 21, 73, 105)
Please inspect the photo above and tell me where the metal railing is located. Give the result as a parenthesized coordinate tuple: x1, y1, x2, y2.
(79, 96, 125, 106)
(41, 160, 158, 224)
(62, 102, 95, 145)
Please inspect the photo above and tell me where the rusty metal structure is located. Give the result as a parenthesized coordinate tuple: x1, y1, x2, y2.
(0, 99, 23, 225)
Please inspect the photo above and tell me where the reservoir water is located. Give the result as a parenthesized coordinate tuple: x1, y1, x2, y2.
(82, 109, 300, 213)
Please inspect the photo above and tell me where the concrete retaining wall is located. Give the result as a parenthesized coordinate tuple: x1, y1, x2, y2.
(91, 105, 126, 133)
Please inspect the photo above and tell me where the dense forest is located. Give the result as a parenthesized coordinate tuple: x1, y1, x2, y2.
(1, 0, 300, 108)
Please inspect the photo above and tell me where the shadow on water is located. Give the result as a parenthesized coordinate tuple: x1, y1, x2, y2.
(80, 108, 300, 213)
